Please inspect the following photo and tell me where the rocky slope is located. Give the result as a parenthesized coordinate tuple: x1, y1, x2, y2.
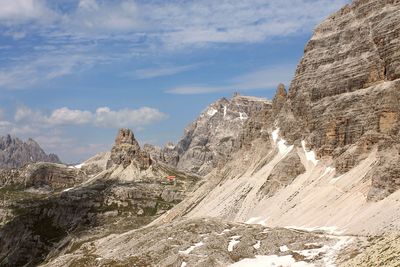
(0, 135, 60, 169)
(42, 217, 357, 267)
(147, 93, 271, 175)
(0, 129, 200, 266)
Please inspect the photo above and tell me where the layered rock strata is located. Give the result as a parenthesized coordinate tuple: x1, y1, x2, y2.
(274, 0, 400, 200)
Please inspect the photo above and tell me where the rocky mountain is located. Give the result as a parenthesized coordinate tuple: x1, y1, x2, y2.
(0, 135, 60, 169)
(153, 0, 400, 234)
(275, 0, 400, 201)
(1, 0, 400, 266)
(146, 93, 271, 176)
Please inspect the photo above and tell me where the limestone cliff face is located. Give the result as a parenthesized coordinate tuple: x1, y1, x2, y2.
(274, 0, 400, 200)
(149, 94, 271, 175)
(0, 135, 61, 169)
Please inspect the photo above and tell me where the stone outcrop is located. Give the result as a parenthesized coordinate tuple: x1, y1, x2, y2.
(0, 163, 85, 190)
(272, 83, 287, 114)
(0, 135, 61, 169)
(143, 143, 179, 167)
(107, 129, 152, 170)
(76, 151, 111, 176)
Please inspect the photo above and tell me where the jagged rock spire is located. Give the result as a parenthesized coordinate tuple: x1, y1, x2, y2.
(115, 128, 138, 146)
(107, 128, 152, 170)
(272, 83, 287, 114)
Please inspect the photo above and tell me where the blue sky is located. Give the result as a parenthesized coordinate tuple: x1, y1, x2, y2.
(0, 0, 349, 163)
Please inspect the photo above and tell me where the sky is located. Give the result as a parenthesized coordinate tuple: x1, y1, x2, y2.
(0, 0, 350, 163)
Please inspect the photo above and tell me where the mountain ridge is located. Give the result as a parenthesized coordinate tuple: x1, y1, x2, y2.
(0, 135, 61, 169)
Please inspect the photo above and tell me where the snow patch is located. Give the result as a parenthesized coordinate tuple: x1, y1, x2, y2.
(180, 262, 187, 267)
(293, 236, 352, 266)
(245, 217, 268, 226)
(179, 241, 204, 255)
(294, 245, 330, 261)
(228, 236, 241, 252)
(323, 236, 353, 266)
(321, 167, 335, 178)
(239, 112, 248, 121)
(271, 129, 293, 155)
(277, 139, 293, 155)
(301, 141, 319, 165)
(272, 128, 280, 143)
(229, 255, 311, 267)
(280, 245, 289, 252)
(74, 163, 84, 169)
(63, 187, 73, 192)
(207, 108, 218, 116)
(166, 144, 175, 150)
(253, 241, 261, 250)
(217, 229, 231, 236)
(223, 106, 227, 117)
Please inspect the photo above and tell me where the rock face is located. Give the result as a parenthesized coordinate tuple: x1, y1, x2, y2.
(274, 0, 400, 200)
(0, 135, 61, 169)
(77, 151, 111, 176)
(149, 94, 271, 175)
(0, 163, 85, 190)
(258, 149, 306, 198)
(107, 129, 152, 170)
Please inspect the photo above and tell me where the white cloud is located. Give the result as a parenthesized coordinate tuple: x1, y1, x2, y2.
(0, 53, 102, 89)
(12, 105, 167, 128)
(48, 107, 93, 125)
(0, 0, 54, 24)
(166, 64, 296, 95)
(130, 65, 198, 79)
(14, 105, 44, 123)
(93, 106, 167, 128)
(65, 0, 142, 33)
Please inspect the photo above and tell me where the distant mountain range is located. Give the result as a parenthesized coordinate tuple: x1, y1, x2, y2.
(0, 135, 61, 169)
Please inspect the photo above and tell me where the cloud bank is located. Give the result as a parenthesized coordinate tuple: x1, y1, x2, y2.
(12, 105, 168, 129)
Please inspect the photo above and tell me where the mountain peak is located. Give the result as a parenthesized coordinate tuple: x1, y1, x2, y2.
(115, 128, 140, 147)
(107, 128, 152, 170)
(0, 135, 61, 169)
